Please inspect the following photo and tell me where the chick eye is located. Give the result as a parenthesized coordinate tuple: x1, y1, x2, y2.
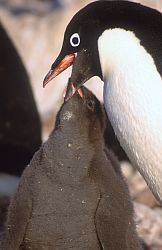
(70, 33, 80, 47)
(87, 100, 95, 111)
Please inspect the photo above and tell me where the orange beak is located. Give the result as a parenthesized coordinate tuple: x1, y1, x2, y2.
(43, 54, 75, 87)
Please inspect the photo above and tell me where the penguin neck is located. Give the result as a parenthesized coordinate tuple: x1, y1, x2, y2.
(98, 28, 162, 203)
(42, 118, 104, 184)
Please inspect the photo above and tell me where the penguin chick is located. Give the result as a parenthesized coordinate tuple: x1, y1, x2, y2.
(2, 87, 142, 250)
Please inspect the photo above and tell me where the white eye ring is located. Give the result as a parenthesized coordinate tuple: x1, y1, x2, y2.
(70, 33, 80, 47)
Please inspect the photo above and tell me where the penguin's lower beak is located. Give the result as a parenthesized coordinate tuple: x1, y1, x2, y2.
(43, 53, 75, 87)
(64, 49, 101, 100)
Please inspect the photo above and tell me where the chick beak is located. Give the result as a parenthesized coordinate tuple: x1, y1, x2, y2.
(77, 88, 84, 99)
(64, 78, 83, 102)
(43, 53, 76, 87)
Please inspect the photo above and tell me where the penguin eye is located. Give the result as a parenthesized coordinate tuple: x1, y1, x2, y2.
(70, 33, 80, 47)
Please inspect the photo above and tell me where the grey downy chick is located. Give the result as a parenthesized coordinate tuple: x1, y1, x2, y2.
(2, 87, 142, 250)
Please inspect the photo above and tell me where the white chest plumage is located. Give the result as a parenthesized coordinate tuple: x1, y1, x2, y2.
(98, 28, 162, 203)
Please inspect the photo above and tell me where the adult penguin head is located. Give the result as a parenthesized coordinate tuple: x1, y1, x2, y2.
(43, 1, 162, 97)
(43, 1, 104, 90)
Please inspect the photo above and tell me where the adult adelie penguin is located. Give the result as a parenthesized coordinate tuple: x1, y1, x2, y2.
(0, 22, 41, 176)
(43, 1, 162, 204)
(2, 87, 142, 250)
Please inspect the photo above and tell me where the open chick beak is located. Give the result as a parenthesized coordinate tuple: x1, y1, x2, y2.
(64, 78, 83, 102)
(43, 53, 76, 87)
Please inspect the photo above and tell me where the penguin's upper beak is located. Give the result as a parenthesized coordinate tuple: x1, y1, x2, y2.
(43, 53, 76, 87)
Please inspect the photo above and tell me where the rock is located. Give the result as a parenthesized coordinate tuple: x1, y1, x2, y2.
(135, 202, 162, 250)
(128, 172, 160, 208)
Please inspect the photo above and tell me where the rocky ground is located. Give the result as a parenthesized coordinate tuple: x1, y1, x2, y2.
(0, 0, 162, 249)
